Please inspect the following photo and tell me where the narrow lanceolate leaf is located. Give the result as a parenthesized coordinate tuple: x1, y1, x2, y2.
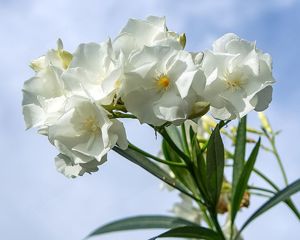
(86, 215, 197, 238)
(231, 138, 261, 224)
(206, 124, 225, 208)
(240, 178, 300, 233)
(190, 131, 207, 198)
(149, 226, 221, 240)
(232, 116, 247, 193)
(162, 140, 197, 194)
(253, 168, 300, 220)
(180, 123, 190, 156)
(113, 146, 190, 196)
(165, 125, 184, 151)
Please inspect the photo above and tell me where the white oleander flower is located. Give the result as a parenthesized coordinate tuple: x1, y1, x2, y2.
(55, 153, 104, 178)
(121, 45, 206, 126)
(202, 33, 275, 120)
(62, 40, 123, 105)
(30, 39, 73, 72)
(48, 96, 128, 177)
(22, 66, 66, 133)
(170, 193, 201, 224)
(113, 16, 184, 59)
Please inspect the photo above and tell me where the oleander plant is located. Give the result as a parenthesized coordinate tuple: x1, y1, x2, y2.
(22, 16, 300, 240)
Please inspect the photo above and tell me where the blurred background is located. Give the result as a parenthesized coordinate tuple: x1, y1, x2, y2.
(0, 0, 299, 239)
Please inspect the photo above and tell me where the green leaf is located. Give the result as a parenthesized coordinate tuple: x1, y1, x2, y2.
(149, 226, 221, 240)
(239, 178, 300, 235)
(113, 146, 190, 197)
(253, 168, 300, 219)
(165, 125, 184, 151)
(86, 215, 197, 238)
(181, 123, 191, 156)
(231, 138, 261, 224)
(284, 198, 300, 219)
(162, 140, 197, 194)
(190, 130, 207, 198)
(232, 116, 247, 193)
(206, 124, 225, 209)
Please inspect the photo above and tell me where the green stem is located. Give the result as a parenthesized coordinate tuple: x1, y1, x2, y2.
(159, 126, 225, 237)
(270, 138, 288, 185)
(201, 120, 231, 153)
(200, 205, 214, 229)
(103, 104, 127, 112)
(251, 192, 273, 198)
(181, 123, 191, 156)
(157, 124, 226, 238)
(200, 141, 208, 154)
(262, 128, 288, 186)
(247, 186, 276, 195)
(253, 168, 280, 191)
(159, 127, 191, 165)
(188, 159, 225, 238)
(112, 112, 137, 119)
(128, 143, 187, 168)
(209, 211, 226, 240)
(253, 168, 300, 220)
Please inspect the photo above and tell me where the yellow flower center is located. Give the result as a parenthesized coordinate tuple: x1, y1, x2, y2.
(156, 74, 171, 91)
(114, 79, 122, 89)
(82, 116, 99, 133)
(224, 70, 245, 91)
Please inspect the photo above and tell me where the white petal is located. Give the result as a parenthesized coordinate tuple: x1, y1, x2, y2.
(120, 18, 163, 46)
(213, 33, 239, 52)
(251, 85, 273, 111)
(70, 42, 108, 72)
(22, 104, 45, 129)
(146, 16, 166, 29)
(123, 88, 164, 125)
(73, 134, 107, 161)
(113, 33, 139, 57)
(226, 38, 255, 57)
(153, 91, 190, 124)
(23, 67, 63, 98)
(110, 119, 128, 150)
(55, 153, 105, 178)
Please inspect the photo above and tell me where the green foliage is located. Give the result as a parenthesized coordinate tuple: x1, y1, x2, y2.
(149, 226, 221, 240)
(113, 146, 192, 198)
(162, 139, 198, 195)
(86, 215, 198, 239)
(190, 130, 208, 199)
(232, 116, 247, 192)
(238, 178, 300, 237)
(205, 124, 225, 210)
(231, 138, 261, 224)
(109, 115, 300, 240)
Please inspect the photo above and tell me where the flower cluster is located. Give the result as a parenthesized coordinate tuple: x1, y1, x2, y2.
(22, 16, 275, 177)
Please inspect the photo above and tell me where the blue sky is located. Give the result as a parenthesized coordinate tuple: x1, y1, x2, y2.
(0, 0, 299, 239)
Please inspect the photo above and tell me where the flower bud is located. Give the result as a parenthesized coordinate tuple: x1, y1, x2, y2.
(188, 102, 210, 120)
(179, 33, 186, 48)
(240, 191, 250, 208)
(258, 112, 273, 134)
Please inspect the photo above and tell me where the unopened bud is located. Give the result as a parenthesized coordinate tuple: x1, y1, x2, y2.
(57, 38, 64, 50)
(217, 181, 231, 214)
(240, 191, 250, 208)
(217, 194, 229, 214)
(188, 102, 210, 120)
(179, 33, 186, 48)
(258, 112, 272, 133)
